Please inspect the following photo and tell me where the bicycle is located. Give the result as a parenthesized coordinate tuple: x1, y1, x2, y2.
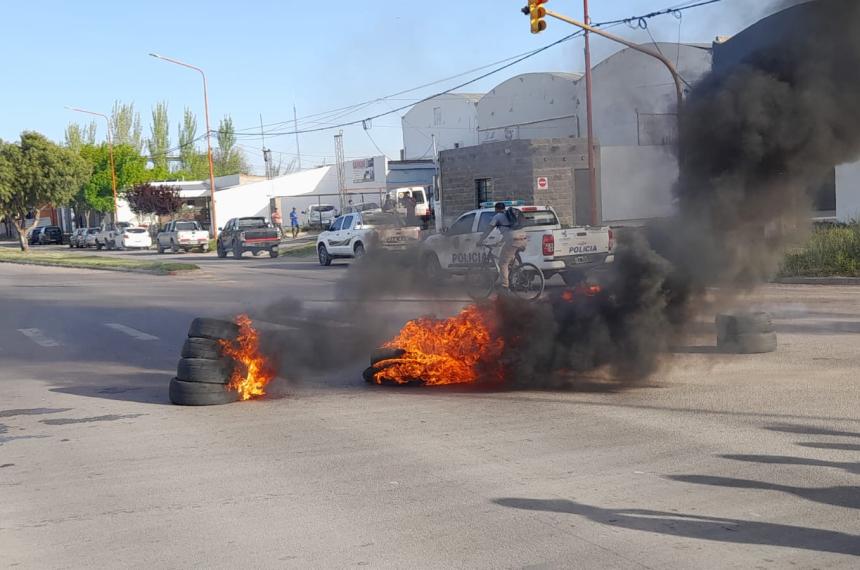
(465, 243, 545, 301)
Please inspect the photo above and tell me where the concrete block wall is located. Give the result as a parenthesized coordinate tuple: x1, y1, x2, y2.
(439, 138, 593, 228)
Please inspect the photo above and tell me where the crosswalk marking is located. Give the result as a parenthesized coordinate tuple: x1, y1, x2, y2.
(17, 328, 61, 347)
(104, 323, 159, 341)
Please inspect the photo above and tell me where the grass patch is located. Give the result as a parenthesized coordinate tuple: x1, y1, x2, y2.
(0, 250, 199, 275)
(280, 242, 317, 257)
(779, 222, 860, 277)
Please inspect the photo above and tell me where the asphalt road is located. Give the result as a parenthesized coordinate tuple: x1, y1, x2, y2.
(1, 250, 859, 569)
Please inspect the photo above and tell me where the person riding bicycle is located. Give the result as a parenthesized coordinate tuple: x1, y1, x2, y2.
(477, 201, 521, 294)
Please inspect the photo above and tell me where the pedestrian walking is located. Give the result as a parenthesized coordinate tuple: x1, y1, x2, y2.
(271, 208, 283, 239)
(289, 207, 300, 238)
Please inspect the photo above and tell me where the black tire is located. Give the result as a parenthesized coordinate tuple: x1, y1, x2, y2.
(157, 243, 165, 254)
(176, 357, 232, 384)
(354, 243, 365, 259)
(422, 253, 446, 282)
(181, 337, 223, 359)
(233, 242, 243, 259)
(187, 317, 239, 341)
(216, 241, 227, 258)
(561, 270, 586, 286)
(719, 331, 777, 354)
(510, 262, 546, 301)
(465, 266, 496, 300)
(318, 244, 332, 266)
(96, 241, 103, 250)
(370, 347, 406, 365)
(270, 247, 279, 258)
(169, 378, 238, 406)
(716, 312, 774, 340)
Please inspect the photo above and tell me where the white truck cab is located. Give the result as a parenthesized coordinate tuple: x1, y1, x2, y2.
(421, 201, 614, 283)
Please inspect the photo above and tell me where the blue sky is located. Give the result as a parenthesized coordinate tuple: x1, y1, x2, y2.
(1, 0, 770, 174)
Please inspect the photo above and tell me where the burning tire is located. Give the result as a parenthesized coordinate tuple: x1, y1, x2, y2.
(370, 347, 406, 365)
(187, 318, 239, 341)
(168, 378, 239, 406)
(176, 357, 233, 384)
(181, 338, 223, 360)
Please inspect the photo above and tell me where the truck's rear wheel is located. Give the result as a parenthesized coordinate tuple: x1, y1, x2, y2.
(270, 247, 279, 258)
(233, 242, 243, 259)
(216, 241, 227, 258)
(354, 243, 365, 259)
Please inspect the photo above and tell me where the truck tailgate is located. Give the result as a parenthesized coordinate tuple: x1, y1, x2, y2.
(553, 227, 611, 266)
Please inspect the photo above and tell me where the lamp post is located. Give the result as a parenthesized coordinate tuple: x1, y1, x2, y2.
(65, 106, 118, 224)
(149, 52, 219, 239)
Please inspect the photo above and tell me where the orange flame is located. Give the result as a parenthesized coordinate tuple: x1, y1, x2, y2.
(373, 304, 504, 386)
(219, 315, 275, 400)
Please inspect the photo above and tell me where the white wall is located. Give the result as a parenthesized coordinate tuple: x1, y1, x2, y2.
(478, 73, 581, 144)
(836, 161, 860, 222)
(402, 94, 481, 159)
(600, 145, 678, 223)
(582, 44, 712, 147)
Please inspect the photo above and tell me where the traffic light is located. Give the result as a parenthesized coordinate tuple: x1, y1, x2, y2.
(525, 0, 548, 34)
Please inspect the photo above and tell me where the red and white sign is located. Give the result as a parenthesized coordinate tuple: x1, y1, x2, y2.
(536, 176, 549, 190)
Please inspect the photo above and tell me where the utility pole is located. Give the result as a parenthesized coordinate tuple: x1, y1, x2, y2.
(260, 114, 272, 179)
(293, 105, 302, 171)
(583, 0, 598, 226)
(334, 131, 346, 212)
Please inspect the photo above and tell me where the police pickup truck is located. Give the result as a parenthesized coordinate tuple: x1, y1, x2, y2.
(421, 201, 614, 283)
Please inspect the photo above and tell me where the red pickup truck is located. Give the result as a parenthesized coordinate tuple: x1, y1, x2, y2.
(216, 217, 281, 259)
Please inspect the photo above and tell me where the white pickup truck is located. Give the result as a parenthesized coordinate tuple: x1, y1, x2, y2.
(156, 220, 210, 253)
(421, 203, 614, 283)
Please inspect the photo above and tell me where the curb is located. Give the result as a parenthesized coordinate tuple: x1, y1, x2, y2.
(773, 277, 860, 286)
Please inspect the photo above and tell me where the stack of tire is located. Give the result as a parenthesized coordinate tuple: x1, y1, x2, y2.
(169, 318, 241, 406)
(363, 347, 407, 384)
(716, 311, 777, 354)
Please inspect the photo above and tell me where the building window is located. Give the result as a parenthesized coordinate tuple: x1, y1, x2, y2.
(475, 178, 492, 207)
(433, 107, 442, 127)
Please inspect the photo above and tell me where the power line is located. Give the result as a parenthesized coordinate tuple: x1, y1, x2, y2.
(594, 0, 723, 28)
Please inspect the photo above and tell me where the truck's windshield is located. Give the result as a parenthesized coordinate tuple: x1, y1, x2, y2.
(520, 210, 558, 227)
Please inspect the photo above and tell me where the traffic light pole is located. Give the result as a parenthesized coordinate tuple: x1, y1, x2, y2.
(544, 9, 684, 111)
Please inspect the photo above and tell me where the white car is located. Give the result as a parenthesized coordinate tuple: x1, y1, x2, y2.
(420, 202, 614, 284)
(84, 228, 101, 248)
(317, 211, 421, 266)
(117, 227, 152, 250)
(306, 204, 338, 229)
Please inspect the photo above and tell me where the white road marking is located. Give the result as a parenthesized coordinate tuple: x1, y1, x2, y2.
(104, 323, 159, 341)
(17, 328, 61, 347)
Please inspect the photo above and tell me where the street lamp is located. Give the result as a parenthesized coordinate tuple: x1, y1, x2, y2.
(149, 52, 219, 239)
(65, 106, 118, 224)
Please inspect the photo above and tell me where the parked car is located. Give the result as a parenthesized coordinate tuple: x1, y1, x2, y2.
(69, 228, 88, 248)
(117, 226, 152, 250)
(38, 226, 63, 245)
(305, 204, 338, 229)
(216, 217, 281, 259)
(343, 202, 380, 214)
(28, 227, 44, 245)
(84, 228, 100, 248)
(156, 220, 210, 254)
(95, 222, 132, 250)
(317, 211, 421, 266)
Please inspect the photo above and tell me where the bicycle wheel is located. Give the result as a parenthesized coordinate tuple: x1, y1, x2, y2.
(510, 262, 545, 301)
(465, 266, 497, 300)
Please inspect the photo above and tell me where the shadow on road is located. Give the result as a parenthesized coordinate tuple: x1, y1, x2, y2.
(721, 453, 860, 475)
(492, 497, 860, 556)
(797, 442, 860, 452)
(667, 474, 860, 510)
(50, 371, 172, 406)
(764, 424, 860, 438)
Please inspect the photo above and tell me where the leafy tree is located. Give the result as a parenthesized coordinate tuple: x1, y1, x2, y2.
(125, 183, 183, 227)
(0, 132, 89, 250)
(111, 101, 143, 153)
(177, 107, 208, 178)
(64, 121, 97, 152)
(76, 144, 149, 220)
(214, 115, 248, 176)
(147, 101, 170, 173)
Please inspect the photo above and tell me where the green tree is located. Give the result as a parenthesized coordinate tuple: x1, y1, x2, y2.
(177, 107, 208, 179)
(147, 101, 170, 174)
(111, 101, 143, 153)
(64, 121, 97, 152)
(0, 132, 89, 250)
(76, 144, 149, 222)
(214, 115, 248, 176)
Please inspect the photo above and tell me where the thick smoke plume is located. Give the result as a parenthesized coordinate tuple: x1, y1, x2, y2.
(263, 0, 860, 390)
